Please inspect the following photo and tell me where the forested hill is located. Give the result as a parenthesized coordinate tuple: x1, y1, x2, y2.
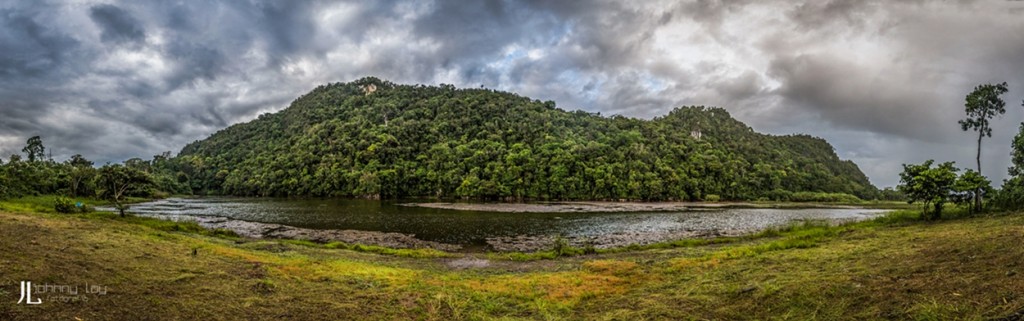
(175, 77, 877, 201)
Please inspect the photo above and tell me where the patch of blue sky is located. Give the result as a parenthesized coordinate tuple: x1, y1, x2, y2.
(555, 70, 604, 106)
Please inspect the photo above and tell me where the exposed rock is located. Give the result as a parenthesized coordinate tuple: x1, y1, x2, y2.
(485, 229, 748, 252)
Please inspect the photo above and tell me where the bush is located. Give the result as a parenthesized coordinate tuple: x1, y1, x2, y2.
(789, 192, 862, 203)
(764, 189, 793, 201)
(993, 177, 1024, 211)
(54, 196, 76, 213)
(552, 235, 569, 257)
(704, 194, 721, 202)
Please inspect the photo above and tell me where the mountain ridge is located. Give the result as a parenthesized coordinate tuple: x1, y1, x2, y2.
(174, 77, 877, 200)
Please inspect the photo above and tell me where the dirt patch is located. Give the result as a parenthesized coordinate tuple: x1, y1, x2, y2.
(445, 257, 491, 270)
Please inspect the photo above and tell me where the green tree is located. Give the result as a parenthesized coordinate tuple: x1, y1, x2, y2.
(959, 82, 1007, 210)
(960, 82, 1008, 174)
(66, 154, 96, 197)
(878, 187, 905, 201)
(898, 160, 958, 220)
(68, 154, 93, 167)
(1011, 122, 1024, 177)
(952, 169, 990, 215)
(97, 164, 153, 217)
(995, 101, 1024, 210)
(0, 163, 8, 198)
(22, 136, 45, 162)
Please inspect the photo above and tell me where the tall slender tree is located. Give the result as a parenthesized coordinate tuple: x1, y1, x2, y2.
(959, 82, 1008, 211)
(21, 136, 45, 162)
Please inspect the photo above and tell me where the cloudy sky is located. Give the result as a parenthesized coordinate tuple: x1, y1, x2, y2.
(1, 0, 1023, 188)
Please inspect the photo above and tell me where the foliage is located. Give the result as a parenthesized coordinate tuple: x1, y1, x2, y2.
(21, 136, 46, 162)
(898, 160, 958, 220)
(951, 169, 991, 214)
(0, 137, 183, 203)
(959, 82, 1008, 144)
(878, 187, 906, 201)
(551, 235, 575, 257)
(993, 176, 1024, 210)
(959, 82, 1008, 212)
(998, 119, 1024, 210)
(53, 196, 76, 213)
(788, 192, 862, 203)
(66, 154, 97, 197)
(96, 164, 155, 217)
(1010, 122, 1024, 177)
(174, 77, 878, 201)
(0, 152, 62, 198)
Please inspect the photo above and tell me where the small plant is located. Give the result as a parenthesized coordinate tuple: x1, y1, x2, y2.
(552, 235, 570, 257)
(704, 194, 721, 202)
(252, 279, 276, 294)
(54, 196, 76, 213)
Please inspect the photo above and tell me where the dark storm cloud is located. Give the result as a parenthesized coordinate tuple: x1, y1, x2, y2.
(766, 52, 954, 142)
(0, 8, 80, 79)
(0, 93, 50, 133)
(89, 4, 145, 44)
(0, 0, 1022, 188)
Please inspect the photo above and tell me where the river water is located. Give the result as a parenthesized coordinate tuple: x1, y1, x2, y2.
(117, 197, 889, 251)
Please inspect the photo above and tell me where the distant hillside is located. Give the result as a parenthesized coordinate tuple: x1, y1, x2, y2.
(174, 77, 877, 200)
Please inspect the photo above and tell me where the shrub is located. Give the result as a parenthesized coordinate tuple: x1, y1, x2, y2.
(552, 235, 569, 257)
(789, 192, 862, 203)
(54, 196, 76, 213)
(765, 189, 793, 201)
(993, 177, 1024, 211)
(704, 194, 721, 202)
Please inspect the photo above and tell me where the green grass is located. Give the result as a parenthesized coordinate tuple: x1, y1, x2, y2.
(2, 195, 1024, 320)
(282, 239, 456, 258)
(0, 194, 152, 213)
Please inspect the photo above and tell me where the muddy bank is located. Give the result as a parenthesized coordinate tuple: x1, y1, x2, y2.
(403, 201, 858, 213)
(485, 229, 746, 252)
(148, 214, 462, 251)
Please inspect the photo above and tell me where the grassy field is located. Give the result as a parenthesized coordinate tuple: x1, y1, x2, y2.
(0, 196, 1022, 320)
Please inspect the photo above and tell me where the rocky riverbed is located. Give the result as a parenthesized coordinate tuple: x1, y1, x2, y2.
(485, 229, 743, 252)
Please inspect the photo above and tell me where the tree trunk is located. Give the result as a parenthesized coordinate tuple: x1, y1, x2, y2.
(976, 131, 983, 212)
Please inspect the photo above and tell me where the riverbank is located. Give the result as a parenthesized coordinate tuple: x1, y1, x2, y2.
(403, 200, 910, 213)
(1, 197, 1022, 319)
